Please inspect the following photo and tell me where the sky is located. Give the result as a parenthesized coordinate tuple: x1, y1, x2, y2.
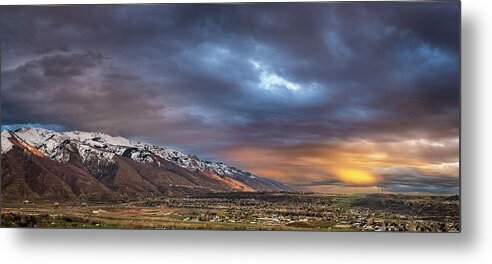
(0, 2, 460, 194)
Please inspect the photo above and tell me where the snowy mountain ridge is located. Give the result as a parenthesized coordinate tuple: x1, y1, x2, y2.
(1, 127, 260, 181)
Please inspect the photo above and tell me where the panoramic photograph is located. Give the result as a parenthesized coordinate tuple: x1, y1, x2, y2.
(0, 2, 460, 231)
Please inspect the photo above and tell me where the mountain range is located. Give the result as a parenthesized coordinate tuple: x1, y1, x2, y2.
(1, 127, 293, 202)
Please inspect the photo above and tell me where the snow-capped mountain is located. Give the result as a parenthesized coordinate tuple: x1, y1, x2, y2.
(1, 127, 293, 202)
(5, 127, 264, 180)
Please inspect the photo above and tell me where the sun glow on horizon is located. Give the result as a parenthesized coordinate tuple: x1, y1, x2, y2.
(223, 137, 459, 190)
(334, 168, 378, 186)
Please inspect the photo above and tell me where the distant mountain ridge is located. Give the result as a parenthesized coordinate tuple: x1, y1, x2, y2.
(1, 127, 293, 202)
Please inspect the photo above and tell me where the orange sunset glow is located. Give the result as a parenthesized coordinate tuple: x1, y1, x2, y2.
(224, 137, 459, 193)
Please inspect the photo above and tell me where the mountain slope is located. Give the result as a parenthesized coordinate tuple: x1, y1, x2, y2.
(1, 128, 293, 202)
(1, 136, 117, 202)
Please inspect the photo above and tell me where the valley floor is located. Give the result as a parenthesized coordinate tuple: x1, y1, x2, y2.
(1, 192, 460, 232)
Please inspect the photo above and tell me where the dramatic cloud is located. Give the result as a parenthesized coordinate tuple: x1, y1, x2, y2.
(1, 3, 460, 193)
(224, 137, 458, 192)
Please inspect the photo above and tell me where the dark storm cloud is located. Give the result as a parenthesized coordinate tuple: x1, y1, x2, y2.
(379, 171, 459, 194)
(380, 1, 460, 53)
(39, 52, 105, 77)
(2, 51, 166, 134)
(1, 3, 460, 192)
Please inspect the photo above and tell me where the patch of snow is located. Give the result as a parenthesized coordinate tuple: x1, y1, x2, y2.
(13, 127, 59, 147)
(37, 133, 70, 156)
(85, 139, 106, 149)
(51, 148, 72, 163)
(78, 144, 115, 164)
(63, 131, 136, 147)
(1, 130, 13, 154)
